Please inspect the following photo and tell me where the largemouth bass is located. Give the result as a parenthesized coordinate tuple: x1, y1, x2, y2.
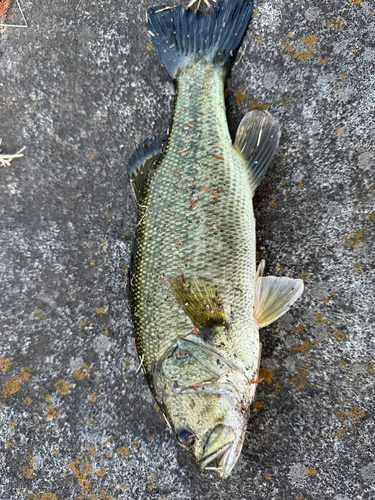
(127, 0, 304, 479)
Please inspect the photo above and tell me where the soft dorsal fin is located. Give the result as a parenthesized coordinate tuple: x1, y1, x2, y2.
(126, 136, 166, 204)
(234, 110, 281, 193)
(168, 276, 227, 332)
(254, 275, 304, 328)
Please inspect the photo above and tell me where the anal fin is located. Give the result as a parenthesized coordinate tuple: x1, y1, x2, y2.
(126, 135, 166, 204)
(234, 110, 281, 193)
(254, 275, 304, 328)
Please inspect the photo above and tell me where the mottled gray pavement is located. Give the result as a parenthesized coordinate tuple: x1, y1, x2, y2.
(0, 0, 374, 499)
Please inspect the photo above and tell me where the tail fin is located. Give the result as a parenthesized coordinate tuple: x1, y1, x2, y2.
(147, 0, 254, 79)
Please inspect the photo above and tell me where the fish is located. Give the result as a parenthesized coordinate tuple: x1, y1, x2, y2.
(127, 0, 304, 479)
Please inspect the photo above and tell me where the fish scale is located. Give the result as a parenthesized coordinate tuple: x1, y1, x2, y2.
(132, 63, 259, 379)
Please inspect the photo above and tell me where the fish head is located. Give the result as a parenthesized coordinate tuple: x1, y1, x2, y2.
(166, 385, 248, 479)
(155, 338, 251, 479)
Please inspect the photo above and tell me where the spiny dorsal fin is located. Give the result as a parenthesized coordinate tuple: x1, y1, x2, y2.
(254, 275, 304, 328)
(168, 276, 227, 332)
(234, 110, 281, 193)
(126, 136, 166, 204)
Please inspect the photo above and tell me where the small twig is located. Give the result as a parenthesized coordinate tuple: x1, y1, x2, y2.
(155, 6, 174, 13)
(0, 140, 26, 167)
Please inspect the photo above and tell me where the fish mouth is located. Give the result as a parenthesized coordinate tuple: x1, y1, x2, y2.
(199, 442, 236, 479)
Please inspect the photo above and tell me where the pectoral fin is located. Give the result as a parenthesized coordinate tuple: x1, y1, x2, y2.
(234, 110, 281, 194)
(254, 276, 304, 328)
(168, 276, 227, 332)
(126, 135, 166, 204)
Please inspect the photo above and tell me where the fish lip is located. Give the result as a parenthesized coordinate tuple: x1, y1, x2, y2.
(198, 442, 233, 472)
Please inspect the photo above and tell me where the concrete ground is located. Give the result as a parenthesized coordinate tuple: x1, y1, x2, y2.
(0, 0, 374, 499)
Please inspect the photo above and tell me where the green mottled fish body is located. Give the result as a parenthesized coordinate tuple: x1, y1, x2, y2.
(133, 63, 258, 380)
(127, 0, 304, 479)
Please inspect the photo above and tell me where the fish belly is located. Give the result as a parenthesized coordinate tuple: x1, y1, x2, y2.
(132, 64, 259, 380)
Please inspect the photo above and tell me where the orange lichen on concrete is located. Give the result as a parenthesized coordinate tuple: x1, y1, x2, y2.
(233, 86, 269, 110)
(321, 296, 329, 304)
(349, 407, 365, 420)
(365, 359, 375, 373)
(332, 428, 347, 438)
(325, 19, 346, 31)
(290, 339, 313, 354)
(252, 6, 259, 17)
(96, 305, 108, 314)
(300, 274, 309, 282)
(0, 357, 12, 372)
(281, 40, 296, 52)
(349, 0, 361, 4)
(353, 262, 362, 275)
(24, 396, 33, 405)
(68, 457, 93, 495)
(259, 368, 273, 384)
(302, 35, 317, 47)
(343, 229, 364, 247)
(253, 401, 262, 409)
(337, 410, 345, 421)
(87, 445, 96, 457)
(290, 362, 310, 391)
(337, 406, 365, 421)
(89, 392, 97, 403)
(55, 379, 72, 395)
(102, 437, 113, 447)
(330, 329, 346, 341)
(353, 229, 364, 246)
(293, 324, 306, 334)
(315, 314, 327, 323)
(46, 406, 59, 419)
(2, 378, 20, 396)
(307, 467, 317, 476)
(318, 56, 327, 65)
(264, 474, 272, 480)
(6, 435, 16, 448)
(23, 494, 58, 500)
(17, 366, 34, 382)
(95, 468, 107, 477)
(294, 48, 316, 61)
(74, 363, 90, 380)
(86, 150, 96, 160)
(117, 446, 130, 456)
(33, 309, 43, 320)
(23, 466, 34, 478)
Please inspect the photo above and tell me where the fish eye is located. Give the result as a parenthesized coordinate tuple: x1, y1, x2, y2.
(177, 429, 196, 447)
